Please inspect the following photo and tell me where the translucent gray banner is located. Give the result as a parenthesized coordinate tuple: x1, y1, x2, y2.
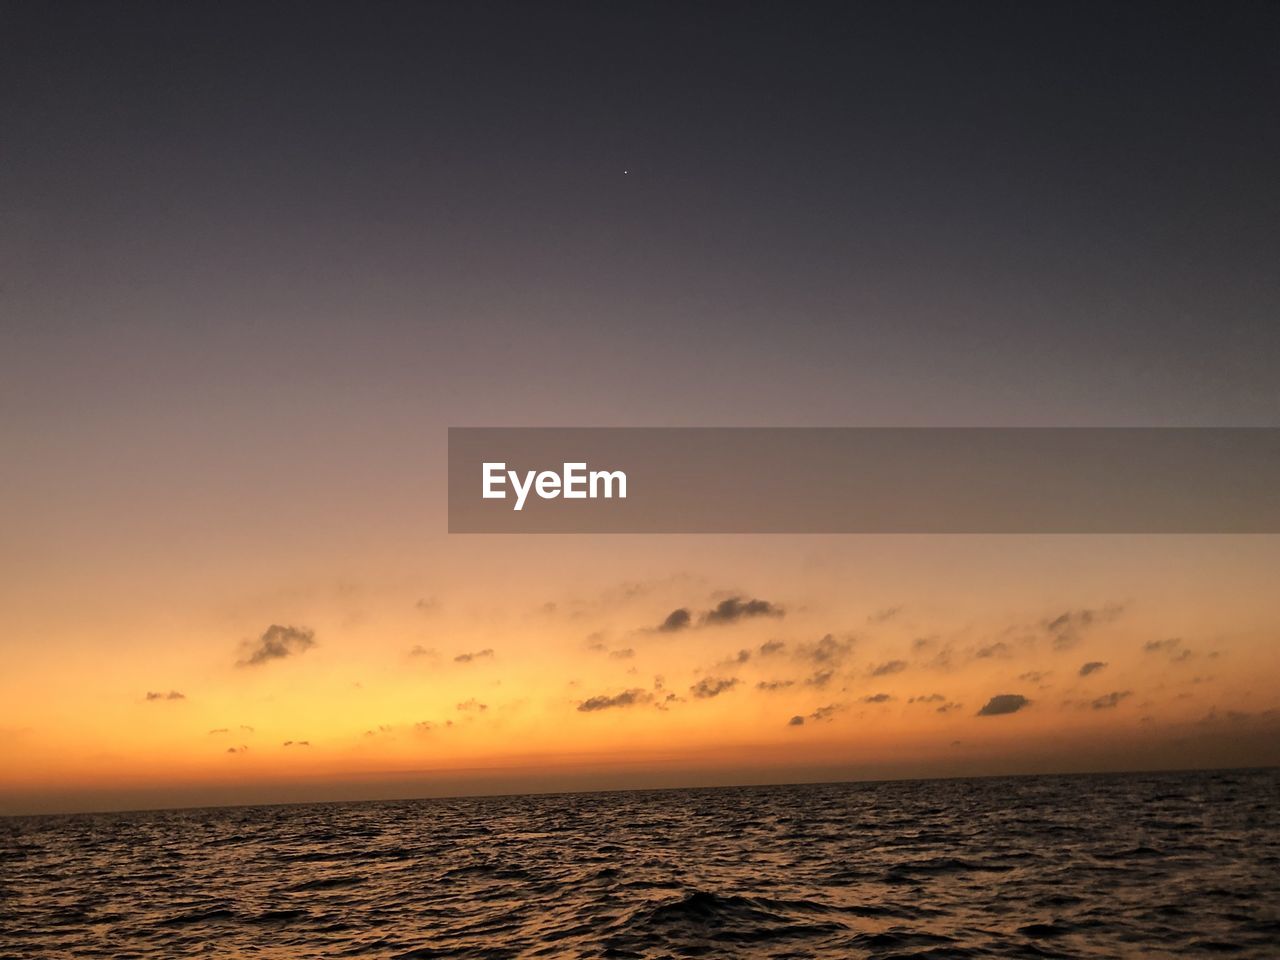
(448, 428, 1280, 533)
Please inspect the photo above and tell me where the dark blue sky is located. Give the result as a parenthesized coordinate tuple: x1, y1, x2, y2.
(4, 0, 1278, 435)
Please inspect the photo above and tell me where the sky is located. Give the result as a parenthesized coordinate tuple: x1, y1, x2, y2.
(2, 1, 1279, 814)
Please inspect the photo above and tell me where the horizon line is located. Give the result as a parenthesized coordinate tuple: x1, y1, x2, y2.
(6, 761, 1274, 822)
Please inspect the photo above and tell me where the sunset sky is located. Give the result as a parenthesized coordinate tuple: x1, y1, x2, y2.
(3, 2, 1279, 814)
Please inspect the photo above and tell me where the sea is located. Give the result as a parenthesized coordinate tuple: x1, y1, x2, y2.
(2, 768, 1277, 958)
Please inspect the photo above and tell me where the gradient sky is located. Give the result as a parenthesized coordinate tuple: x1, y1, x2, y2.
(2, 1, 1279, 814)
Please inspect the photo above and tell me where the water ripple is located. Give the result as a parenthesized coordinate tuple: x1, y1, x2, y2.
(1, 769, 1278, 957)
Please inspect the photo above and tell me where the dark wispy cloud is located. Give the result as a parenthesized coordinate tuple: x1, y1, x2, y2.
(716, 648, 752, 668)
(454, 648, 494, 663)
(1091, 690, 1132, 710)
(869, 659, 907, 677)
(1144, 638, 1193, 662)
(860, 693, 893, 704)
(795, 633, 854, 665)
(653, 598, 784, 633)
(415, 719, 453, 732)
(651, 675, 681, 710)
(804, 669, 835, 689)
(758, 639, 786, 656)
(145, 690, 185, 701)
(456, 698, 487, 712)
(1018, 670, 1050, 683)
(936, 702, 962, 714)
(282, 740, 310, 747)
(974, 642, 1010, 660)
(867, 606, 901, 624)
(925, 643, 954, 670)
(1079, 661, 1107, 677)
(908, 693, 945, 704)
(407, 644, 436, 658)
(788, 704, 841, 726)
(657, 608, 692, 632)
(690, 677, 739, 699)
(703, 596, 784, 626)
(757, 679, 795, 691)
(578, 688, 653, 712)
(237, 624, 316, 667)
(977, 694, 1031, 716)
(609, 648, 635, 660)
(226, 745, 248, 754)
(1044, 604, 1123, 650)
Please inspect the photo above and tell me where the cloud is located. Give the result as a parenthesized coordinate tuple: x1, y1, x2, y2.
(1091, 690, 1132, 710)
(869, 659, 907, 677)
(759, 639, 786, 656)
(867, 606, 902, 624)
(1079, 661, 1107, 677)
(926, 644, 954, 670)
(977, 694, 1031, 716)
(756, 679, 795, 691)
(860, 693, 893, 704)
(454, 648, 494, 663)
(609, 648, 635, 660)
(795, 633, 854, 665)
(690, 677, 739, 699)
(936, 702, 962, 714)
(145, 690, 185, 701)
(578, 688, 653, 712)
(657, 608, 692, 632)
(789, 704, 842, 726)
(1144, 638, 1193, 662)
(712, 648, 753, 669)
(226, 745, 248, 754)
(702, 597, 784, 626)
(414, 719, 455, 733)
(908, 693, 945, 704)
(974, 642, 1010, 660)
(804, 669, 835, 689)
(456, 698, 488, 712)
(415, 597, 440, 614)
(282, 740, 310, 747)
(238, 624, 316, 667)
(208, 728, 228, 735)
(407, 645, 436, 658)
(1044, 604, 1123, 650)
(1018, 670, 1049, 683)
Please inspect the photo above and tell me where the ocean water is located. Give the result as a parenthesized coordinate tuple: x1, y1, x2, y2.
(2, 769, 1277, 958)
